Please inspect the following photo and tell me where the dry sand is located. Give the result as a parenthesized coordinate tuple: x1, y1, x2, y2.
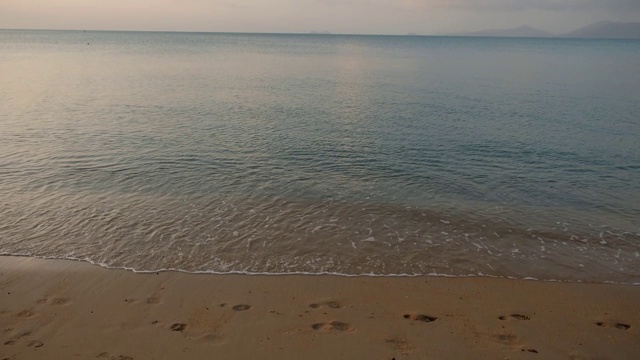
(0, 256, 638, 360)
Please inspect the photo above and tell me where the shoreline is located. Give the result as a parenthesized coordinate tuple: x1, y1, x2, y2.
(1, 256, 639, 359)
(4, 254, 638, 286)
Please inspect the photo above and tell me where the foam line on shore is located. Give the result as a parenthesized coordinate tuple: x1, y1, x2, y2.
(2, 253, 638, 286)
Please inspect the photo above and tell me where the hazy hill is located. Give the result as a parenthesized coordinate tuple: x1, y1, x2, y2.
(561, 21, 640, 39)
(453, 25, 553, 38)
(451, 21, 640, 39)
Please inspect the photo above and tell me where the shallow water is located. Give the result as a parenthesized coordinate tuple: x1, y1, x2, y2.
(1, 30, 639, 283)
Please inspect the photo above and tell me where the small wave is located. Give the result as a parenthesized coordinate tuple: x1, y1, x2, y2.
(2, 253, 638, 286)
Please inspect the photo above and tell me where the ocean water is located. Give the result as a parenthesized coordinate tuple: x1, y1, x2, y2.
(1, 30, 639, 283)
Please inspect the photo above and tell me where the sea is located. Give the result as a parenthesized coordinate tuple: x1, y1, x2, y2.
(1, 30, 639, 284)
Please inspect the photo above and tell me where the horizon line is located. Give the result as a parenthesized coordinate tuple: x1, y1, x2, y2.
(1, 28, 638, 41)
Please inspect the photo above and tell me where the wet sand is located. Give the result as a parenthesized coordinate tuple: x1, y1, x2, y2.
(0, 256, 638, 360)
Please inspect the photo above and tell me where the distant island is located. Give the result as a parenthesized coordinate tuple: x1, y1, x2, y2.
(452, 25, 552, 38)
(563, 21, 640, 39)
(450, 21, 640, 39)
(309, 31, 331, 35)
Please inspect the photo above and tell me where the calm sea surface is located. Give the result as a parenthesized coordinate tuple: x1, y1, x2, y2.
(1, 30, 639, 283)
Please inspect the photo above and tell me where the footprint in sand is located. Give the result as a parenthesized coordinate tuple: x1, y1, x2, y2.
(232, 304, 251, 311)
(146, 297, 160, 304)
(170, 323, 187, 332)
(51, 297, 71, 306)
(499, 314, 530, 321)
(309, 301, 342, 309)
(196, 333, 227, 346)
(27, 340, 44, 348)
(15, 310, 34, 318)
(311, 321, 353, 332)
(3, 335, 44, 348)
(385, 337, 416, 355)
(96, 353, 133, 360)
(596, 322, 630, 330)
(14, 330, 32, 339)
(495, 334, 518, 345)
(403, 313, 437, 322)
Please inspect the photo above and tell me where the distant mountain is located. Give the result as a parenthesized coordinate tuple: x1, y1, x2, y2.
(561, 21, 640, 39)
(309, 31, 331, 35)
(453, 25, 553, 38)
(450, 21, 640, 39)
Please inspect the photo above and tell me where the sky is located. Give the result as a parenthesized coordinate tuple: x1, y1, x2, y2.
(1, 0, 639, 35)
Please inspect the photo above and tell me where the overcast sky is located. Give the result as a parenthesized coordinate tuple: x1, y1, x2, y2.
(1, 0, 639, 34)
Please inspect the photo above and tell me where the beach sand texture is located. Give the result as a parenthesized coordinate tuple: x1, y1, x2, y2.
(1, 256, 639, 360)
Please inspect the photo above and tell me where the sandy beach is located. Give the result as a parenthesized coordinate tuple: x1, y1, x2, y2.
(0, 256, 638, 359)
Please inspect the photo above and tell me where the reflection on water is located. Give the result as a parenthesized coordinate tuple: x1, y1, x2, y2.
(1, 30, 639, 283)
